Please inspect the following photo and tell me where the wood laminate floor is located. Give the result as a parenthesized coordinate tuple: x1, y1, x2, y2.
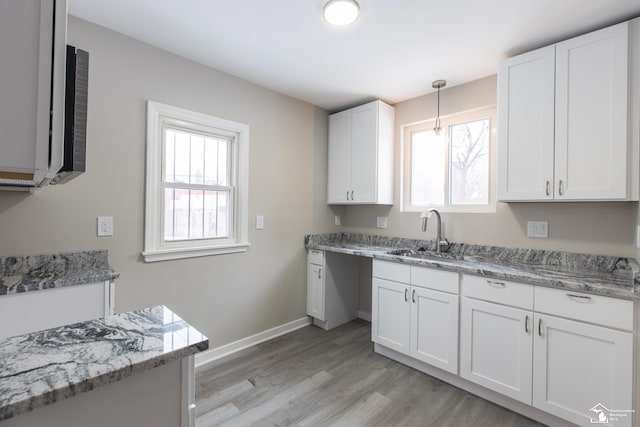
(195, 319, 544, 427)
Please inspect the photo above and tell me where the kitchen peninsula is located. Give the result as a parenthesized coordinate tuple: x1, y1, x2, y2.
(0, 305, 208, 427)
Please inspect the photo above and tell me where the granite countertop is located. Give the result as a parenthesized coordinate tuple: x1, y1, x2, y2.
(0, 250, 119, 296)
(0, 305, 208, 421)
(305, 233, 640, 299)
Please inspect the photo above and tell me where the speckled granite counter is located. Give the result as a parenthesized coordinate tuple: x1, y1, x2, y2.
(0, 305, 208, 421)
(0, 250, 119, 295)
(305, 233, 640, 299)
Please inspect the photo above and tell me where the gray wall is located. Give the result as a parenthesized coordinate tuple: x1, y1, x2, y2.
(1, 18, 636, 346)
(0, 17, 334, 346)
(337, 75, 638, 259)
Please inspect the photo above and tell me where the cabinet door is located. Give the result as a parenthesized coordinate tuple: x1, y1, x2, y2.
(0, 0, 52, 176)
(410, 287, 458, 374)
(327, 110, 352, 203)
(306, 263, 325, 321)
(497, 45, 555, 201)
(554, 22, 629, 200)
(460, 298, 533, 404)
(350, 102, 378, 203)
(533, 314, 633, 426)
(372, 278, 410, 354)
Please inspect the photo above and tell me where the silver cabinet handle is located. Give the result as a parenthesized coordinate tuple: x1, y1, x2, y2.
(558, 180, 563, 196)
(412, 289, 416, 303)
(545, 180, 550, 196)
(525, 315, 529, 333)
(567, 293, 592, 303)
(318, 268, 321, 279)
(351, 190, 354, 200)
(486, 280, 506, 288)
(404, 288, 408, 302)
(538, 318, 542, 336)
(346, 191, 349, 200)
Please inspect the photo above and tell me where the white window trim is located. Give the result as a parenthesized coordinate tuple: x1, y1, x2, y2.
(400, 106, 497, 214)
(143, 101, 250, 262)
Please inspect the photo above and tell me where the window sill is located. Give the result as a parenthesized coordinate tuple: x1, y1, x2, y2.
(142, 242, 250, 263)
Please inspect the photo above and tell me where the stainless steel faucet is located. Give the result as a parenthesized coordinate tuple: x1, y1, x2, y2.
(420, 208, 450, 252)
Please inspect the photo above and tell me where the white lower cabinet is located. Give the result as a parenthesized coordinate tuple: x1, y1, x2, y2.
(372, 277, 411, 353)
(372, 260, 459, 374)
(459, 274, 634, 426)
(306, 249, 325, 321)
(410, 286, 459, 372)
(460, 297, 533, 404)
(533, 313, 633, 426)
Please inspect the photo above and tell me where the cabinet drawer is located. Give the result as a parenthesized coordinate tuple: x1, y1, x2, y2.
(411, 266, 459, 294)
(372, 260, 410, 283)
(308, 249, 324, 265)
(534, 286, 633, 331)
(462, 275, 533, 310)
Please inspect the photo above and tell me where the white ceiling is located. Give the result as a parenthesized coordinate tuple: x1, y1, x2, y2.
(68, 0, 640, 112)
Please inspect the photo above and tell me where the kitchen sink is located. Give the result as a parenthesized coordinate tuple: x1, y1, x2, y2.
(386, 248, 464, 261)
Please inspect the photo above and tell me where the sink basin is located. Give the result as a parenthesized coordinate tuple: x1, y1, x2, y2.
(387, 248, 464, 261)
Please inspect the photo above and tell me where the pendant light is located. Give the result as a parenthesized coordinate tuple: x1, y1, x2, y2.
(323, 0, 360, 26)
(432, 80, 446, 135)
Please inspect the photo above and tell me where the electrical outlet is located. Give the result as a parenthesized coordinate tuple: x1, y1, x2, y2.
(527, 221, 548, 238)
(636, 225, 640, 249)
(97, 216, 113, 237)
(376, 217, 388, 229)
(335, 215, 341, 226)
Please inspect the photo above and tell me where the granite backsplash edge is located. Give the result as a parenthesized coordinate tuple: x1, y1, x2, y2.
(0, 250, 119, 295)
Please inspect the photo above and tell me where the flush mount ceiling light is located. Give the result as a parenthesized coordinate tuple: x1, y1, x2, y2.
(432, 79, 446, 135)
(323, 0, 360, 26)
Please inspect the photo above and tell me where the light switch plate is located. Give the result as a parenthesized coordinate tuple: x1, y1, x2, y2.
(527, 221, 548, 238)
(256, 215, 264, 230)
(97, 216, 113, 237)
(376, 217, 388, 229)
(335, 215, 341, 226)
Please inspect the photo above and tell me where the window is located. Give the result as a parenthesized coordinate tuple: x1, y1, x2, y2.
(402, 107, 496, 213)
(143, 101, 249, 262)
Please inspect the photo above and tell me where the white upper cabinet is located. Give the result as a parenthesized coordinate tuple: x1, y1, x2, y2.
(327, 100, 394, 205)
(0, 0, 66, 187)
(498, 46, 555, 200)
(498, 20, 638, 201)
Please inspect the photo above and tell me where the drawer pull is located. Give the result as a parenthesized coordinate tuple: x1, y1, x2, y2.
(412, 289, 416, 303)
(545, 180, 550, 196)
(404, 288, 408, 302)
(525, 315, 529, 333)
(318, 268, 321, 279)
(486, 280, 506, 288)
(538, 318, 542, 336)
(567, 293, 592, 303)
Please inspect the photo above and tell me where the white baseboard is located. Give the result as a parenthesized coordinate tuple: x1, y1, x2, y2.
(358, 310, 372, 322)
(194, 316, 312, 369)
